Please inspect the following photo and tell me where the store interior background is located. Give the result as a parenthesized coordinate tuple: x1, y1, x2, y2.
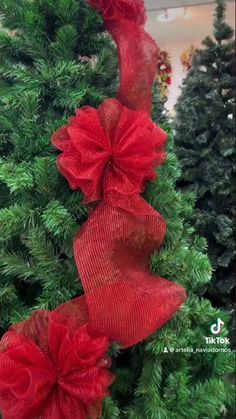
(0, 0, 234, 113)
(145, 0, 235, 113)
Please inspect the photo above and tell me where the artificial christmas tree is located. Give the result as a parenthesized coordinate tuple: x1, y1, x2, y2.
(152, 50, 172, 124)
(152, 79, 169, 124)
(174, 0, 235, 308)
(0, 0, 117, 332)
(0, 1, 235, 418)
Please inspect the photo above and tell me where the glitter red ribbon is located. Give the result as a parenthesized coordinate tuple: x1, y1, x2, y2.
(0, 305, 113, 419)
(89, 0, 158, 113)
(51, 0, 187, 347)
(0, 1, 187, 418)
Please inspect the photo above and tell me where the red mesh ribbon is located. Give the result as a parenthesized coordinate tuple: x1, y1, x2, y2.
(109, 19, 158, 113)
(0, 1, 187, 417)
(88, 0, 147, 24)
(52, 0, 186, 346)
(89, 0, 158, 113)
(50, 0, 187, 347)
(52, 98, 187, 346)
(0, 303, 113, 419)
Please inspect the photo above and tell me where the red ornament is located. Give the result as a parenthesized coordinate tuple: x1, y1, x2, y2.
(88, 0, 146, 25)
(0, 311, 113, 419)
(52, 98, 167, 204)
(156, 50, 172, 98)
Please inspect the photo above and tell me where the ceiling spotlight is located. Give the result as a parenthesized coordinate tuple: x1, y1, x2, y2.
(157, 7, 187, 23)
(184, 6, 189, 19)
(157, 8, 174, 22)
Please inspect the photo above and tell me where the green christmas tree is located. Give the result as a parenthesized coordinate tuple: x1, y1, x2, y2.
(104, 125, 235, 419)
(0, 1, 235, 418)
(174, 0, 235, 308)
(152, 80, 169, 124)
(0, 0, 117, 332)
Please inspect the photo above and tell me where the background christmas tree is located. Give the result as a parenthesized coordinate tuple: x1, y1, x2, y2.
(103, 125, 235, 419)
(174, 0, 235, 309)
(0, 0, 235, 418)
(152, 80, 170, 124)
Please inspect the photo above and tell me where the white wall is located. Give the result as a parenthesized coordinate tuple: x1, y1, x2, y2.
(145, 1, 235, 113)
(162, 41, 201, 113)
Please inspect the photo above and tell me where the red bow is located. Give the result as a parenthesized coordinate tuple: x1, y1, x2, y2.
(52, 99, 167, 204)
(0, 311, 113, 419)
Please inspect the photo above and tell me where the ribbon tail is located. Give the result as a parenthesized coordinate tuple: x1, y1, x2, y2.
(106, 19, 159, 114)
(73, 198, 187, 347)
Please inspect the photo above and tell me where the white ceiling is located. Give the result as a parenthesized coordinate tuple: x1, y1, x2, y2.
(145, 0, 234, 11)
(145, 1, 235, 44)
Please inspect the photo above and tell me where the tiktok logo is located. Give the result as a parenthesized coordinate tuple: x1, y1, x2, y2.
(210, 318, 224, 335)
(205, 318, 229, 344)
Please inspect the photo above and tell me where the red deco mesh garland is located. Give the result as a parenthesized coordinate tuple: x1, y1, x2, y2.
(51, 0, 186, 346)
(0, 1, 187, 418)
(52, 98, 186, 345)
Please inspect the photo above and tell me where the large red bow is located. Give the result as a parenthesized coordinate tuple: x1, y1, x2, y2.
(52, 99, 167, 204)
(0, 310, 113, 419)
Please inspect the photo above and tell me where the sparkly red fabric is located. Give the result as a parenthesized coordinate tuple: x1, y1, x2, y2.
(0, 309, 113, 419)
(52, 96, 187, 346)
(0, 1, 187, 417)
(89, 0, 158, 113)
(88, 0, 146, 25)
(110, 19, 158, 114)
(52, 99, 166, 204)
(53, 0, 186, 346)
